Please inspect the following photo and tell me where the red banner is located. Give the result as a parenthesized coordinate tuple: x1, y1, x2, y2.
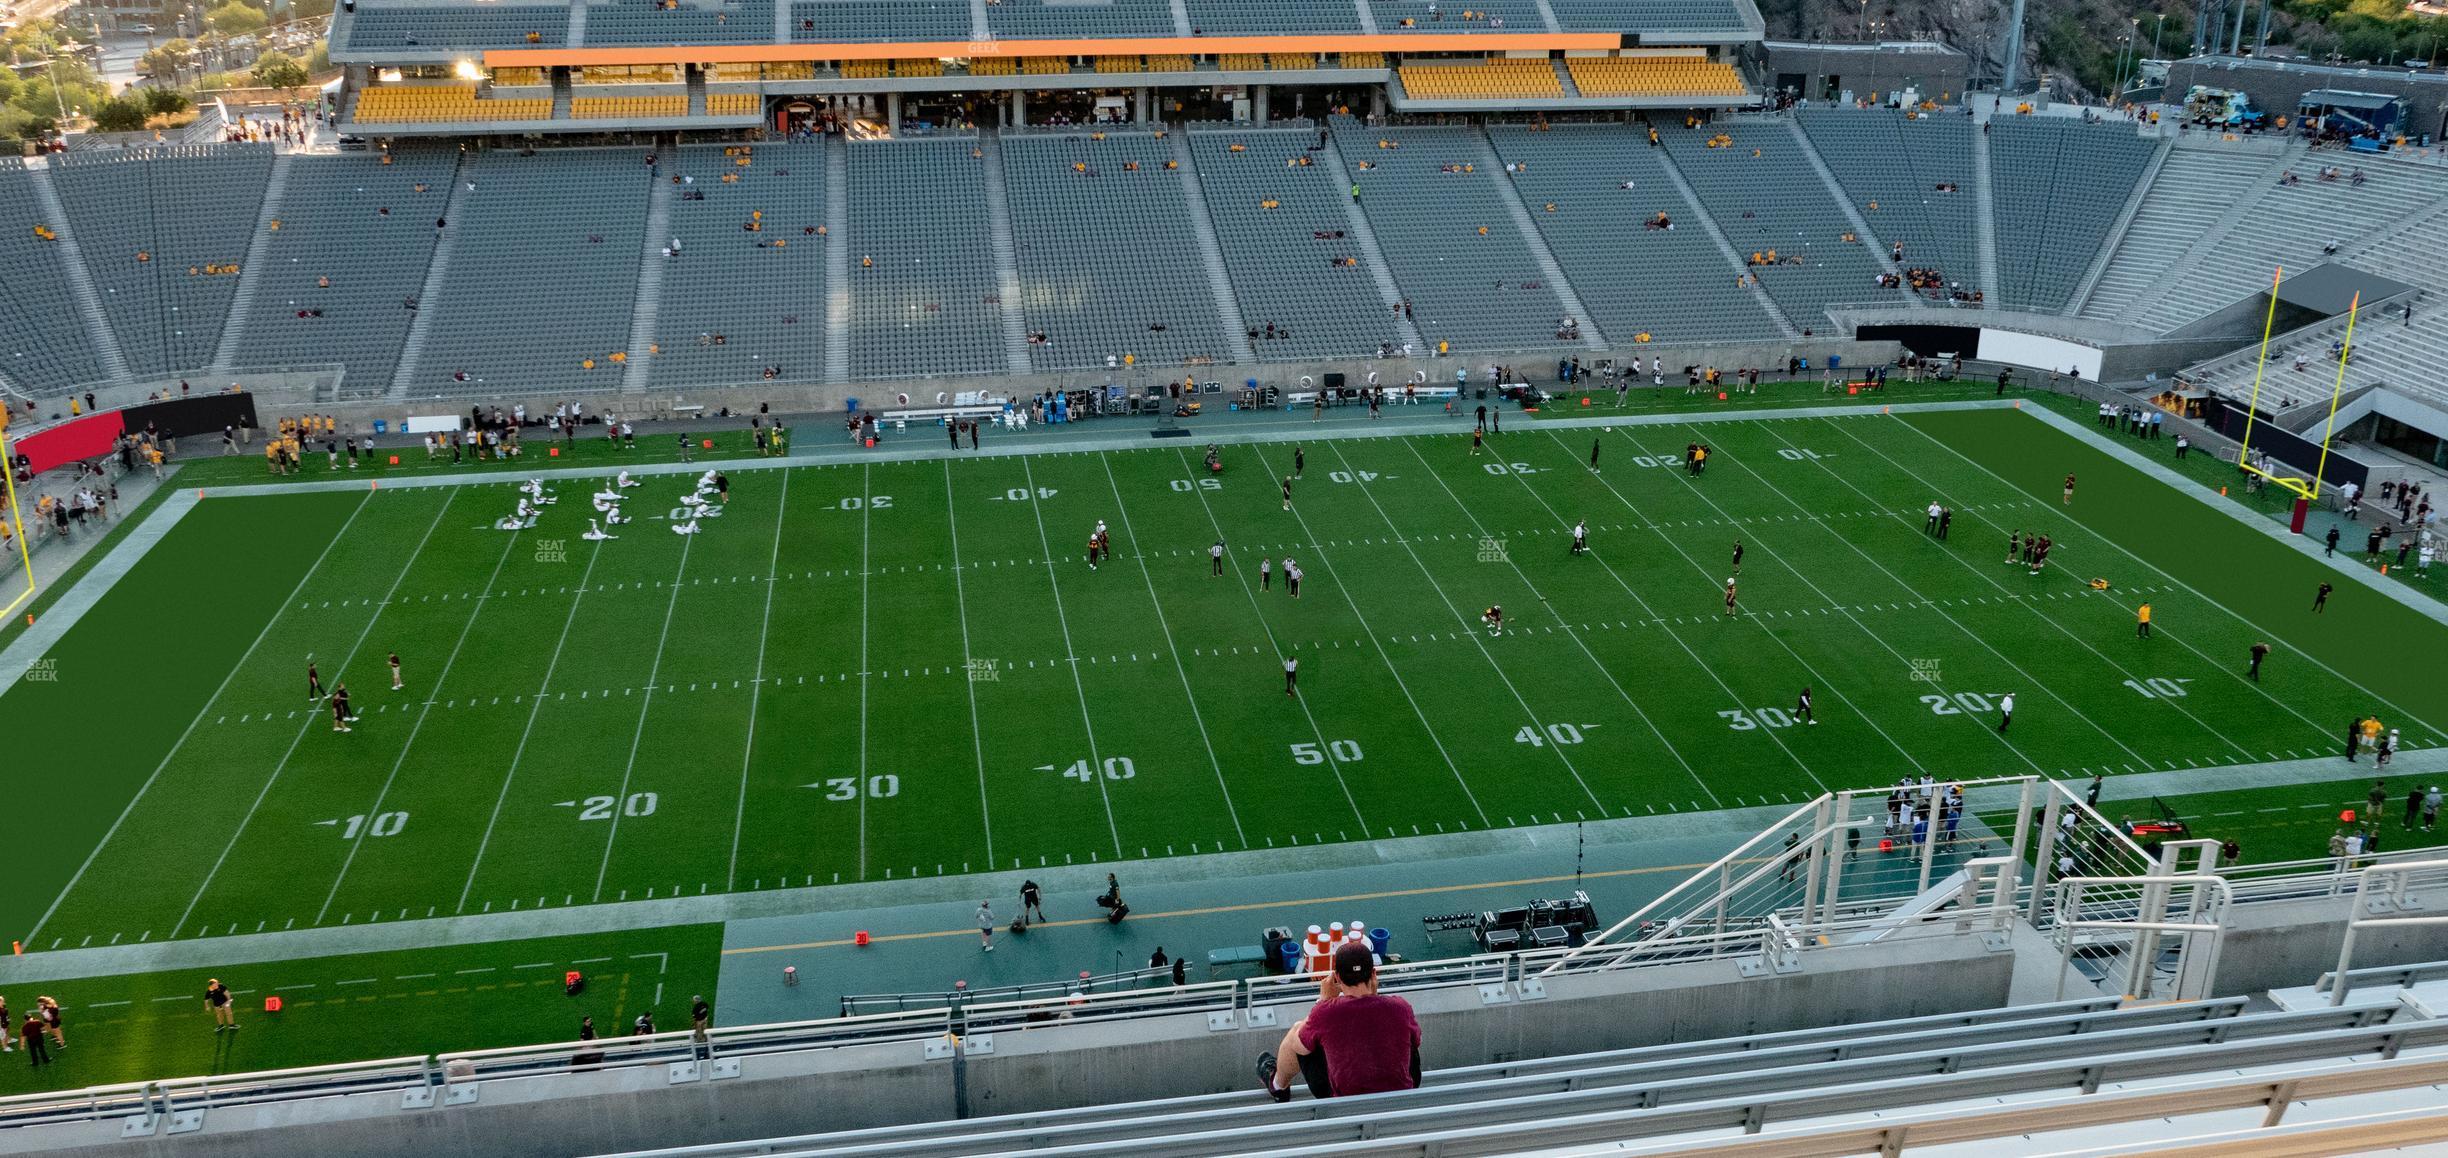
(14, 412, 125, 475)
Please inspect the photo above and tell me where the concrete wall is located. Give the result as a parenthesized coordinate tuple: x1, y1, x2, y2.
(7, 936, 2012, 1158)
(2166, 56, 2448, 144)
(2215, 893, 2448, 998)
(1760, 43, 1972, 104)
(63, 338, 1904, 437)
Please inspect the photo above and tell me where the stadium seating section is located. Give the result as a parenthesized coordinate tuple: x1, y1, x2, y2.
(1658, 118, 1895, 331)
(404, 149, 650, 396)
(986, 0, 1178, 39)
(583, 0, 774, 47)
(1986, 116, 2160, 313)
(1001, 131, 1234, 371)
(0, 161, 111, 392)
(14, 120, 2448, 401)
(339, 2, 568, 51)
(1797, 108, 1979, 304)
(651, 145, 828, 389)
(1489, 123, 1779, 343)
(1397, 58, 1563, 101)
(840, 139, 1007, 380)
(707, 92, 764, 116)
(1375, 0, 1547, 32)
(47, 146, 275, 378)
(1186, 127, 1403, 362)
(1330, 117, 1571, 352)
(1566, 55, 1747, 98)
(2079, 144, 2284, 323)
(355, 85, 552, 123)
(227, 150, 457, 378)
(787, 0, 968, 42)
(571, 95, 691, 119)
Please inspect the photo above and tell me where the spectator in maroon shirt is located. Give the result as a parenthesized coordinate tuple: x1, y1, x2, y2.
(1257, 940, 1421, 1101)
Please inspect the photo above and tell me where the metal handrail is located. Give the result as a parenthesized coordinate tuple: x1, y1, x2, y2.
(2330, 858, 2448, 1006)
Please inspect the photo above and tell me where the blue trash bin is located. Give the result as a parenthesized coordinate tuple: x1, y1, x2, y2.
(372, 419, 388, 435)
(1368, 926, 1391, 957)
(1277, 939, 1302, 974)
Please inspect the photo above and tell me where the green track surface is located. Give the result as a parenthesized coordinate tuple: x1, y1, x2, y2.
(9, 405, 2444, 956)
(2142, 775, 2448, 866)
(0, 924, 720, 1093)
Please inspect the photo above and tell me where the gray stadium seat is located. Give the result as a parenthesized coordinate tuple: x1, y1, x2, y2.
(50, 144, 275, 378)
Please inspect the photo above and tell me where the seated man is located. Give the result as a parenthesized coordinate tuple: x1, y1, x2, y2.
(1258, 941, 1421, 1102)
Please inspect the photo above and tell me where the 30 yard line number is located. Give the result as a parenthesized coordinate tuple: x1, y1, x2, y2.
(838, 495, 894, 510)
(810, 775, 900, 801)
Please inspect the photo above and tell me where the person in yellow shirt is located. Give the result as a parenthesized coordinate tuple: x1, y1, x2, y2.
(264, 441, 282, 475)
(2136, 602, 2151, 639)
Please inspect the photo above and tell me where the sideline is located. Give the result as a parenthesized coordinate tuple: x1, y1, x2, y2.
(0, 486, 200, 700)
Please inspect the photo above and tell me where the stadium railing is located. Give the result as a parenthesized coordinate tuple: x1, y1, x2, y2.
(2, 778, 2432, 1136)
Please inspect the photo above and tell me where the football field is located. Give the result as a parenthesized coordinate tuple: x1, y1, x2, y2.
(10, 403, 2447, 953)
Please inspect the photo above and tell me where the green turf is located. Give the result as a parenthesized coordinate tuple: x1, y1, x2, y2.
(0, 480, 178, 646)
(7, 405, 2445, 955)
(0, 923, 720, 1093)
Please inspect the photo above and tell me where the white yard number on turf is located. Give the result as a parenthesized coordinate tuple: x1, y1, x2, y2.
(332, 811, 409, 839)
(1776, 448, 1824, 461)
(1720, 708, 1799, 730)
(1325, 471, 1380, 484)
(820, 776, 900, 801)
(1290, 740, 1365, 764)
(1001, 488, 1059, 501)
(1169, 479, 1223, 492)
(1515, 723, 1591, 746)
(1920, 693, 2009, 715)
(1054, 758, 1136, 781)
(1482, 462, 1540, 476)
(837, 496, 893, 510)
(2122, 678, 2192, 699)
(578, 793, 658, 820)
(1624, 457, 1682, 470)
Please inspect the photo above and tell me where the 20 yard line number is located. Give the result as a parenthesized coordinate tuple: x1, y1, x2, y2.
(1919, 693, 2010, 716)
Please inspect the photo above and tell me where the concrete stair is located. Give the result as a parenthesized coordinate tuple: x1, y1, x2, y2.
(388, 154, 473, 397)
(976, 130, 1036, 375)
(1318, 134, 1423, 353)
(2063, 138, 2171, 316)
(25, 159, 135, 386)
(209, 151, 295, 375)
(1166, 127, 1256, 365)
(823, 133, 851, 384)
(1475, 126, 1606, 351)
(1970, 122, 2002, 307)
(1649, 139, 1799, 339)
(620, 156, 677, 393)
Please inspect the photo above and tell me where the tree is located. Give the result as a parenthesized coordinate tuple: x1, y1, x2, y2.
(139, 39, 191, 82)
(141, 87, 191, 116)
(251, 50, 307, 94)
(205, 1, 269, 36)
(90, 95, 150, 132)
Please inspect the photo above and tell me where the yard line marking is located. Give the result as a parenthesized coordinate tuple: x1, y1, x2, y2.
(1835, 417, 2333, 753)
(1327, 441, 1606, 813)
(1562, 429, 1924, 786)
(26, 489, 379, 950)
(455, 523, 609, 914)
(319, 523, 526, 924)
(1669, 422, 2134, 773)
(1100, 455, 1254, 846)
(1240, 447, 1489, 826)
(586, 519, 697, 903)
(1018, 456, 1124, 858)
(1406, 437, 1730, 801)
(856, 464, 875, 879)
(726, 468, 793, 891)
(168, 490, 458, 941)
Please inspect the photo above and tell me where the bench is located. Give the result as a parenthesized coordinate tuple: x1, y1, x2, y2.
(1283, 385, 1460, 409)
(881, 404, 1008, 429)
(1205, 945, 1271, 979)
